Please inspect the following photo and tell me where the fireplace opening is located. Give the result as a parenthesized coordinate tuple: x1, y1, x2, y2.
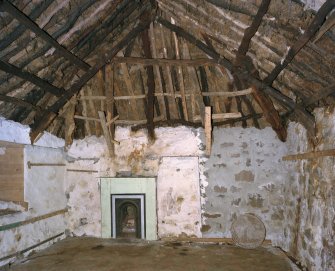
(116, 200, 140, 238)
(111, 194, 145, 239)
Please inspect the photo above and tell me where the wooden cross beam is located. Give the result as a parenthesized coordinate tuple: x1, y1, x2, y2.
(113, 56, 217, 66)
(0, 0, 90, 71)
(157, 17, 315, 133)
(264, 0, 335, 85)
(0, 60, 65, 97)
(30, 16, 153, 143)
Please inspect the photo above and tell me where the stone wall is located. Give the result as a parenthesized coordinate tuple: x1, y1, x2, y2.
(200, 127, 288, 243)
(282, 106, 335, 271)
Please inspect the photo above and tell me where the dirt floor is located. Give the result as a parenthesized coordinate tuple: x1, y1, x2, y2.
(8, 237, 293, 271)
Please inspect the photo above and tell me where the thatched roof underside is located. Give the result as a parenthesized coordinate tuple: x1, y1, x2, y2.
(0, 0, 334, 144)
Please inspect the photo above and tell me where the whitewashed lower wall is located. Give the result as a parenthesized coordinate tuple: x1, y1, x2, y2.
(0, 145, 67, 267)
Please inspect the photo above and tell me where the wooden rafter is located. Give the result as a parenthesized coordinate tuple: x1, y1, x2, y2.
(313, 11, 335, 43)
(0, 94, 43, 112)
(230, 0, 270, 129)
(235, 0, 271, 64)
(30, 16, 153, 143)
(149, 22, 167, 120)
(156, 17, 315, 134)
(0, 0, 54, 51)
(0, 60, 65, 97)
(141, 28, 156, 139)
(264, 0, 335, 85)
(0, 0, 90, 71)
(304, 83, 335, 106)
(252, 86, 287, 141)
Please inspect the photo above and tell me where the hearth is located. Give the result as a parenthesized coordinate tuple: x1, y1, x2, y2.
(111, 194, 145, 239)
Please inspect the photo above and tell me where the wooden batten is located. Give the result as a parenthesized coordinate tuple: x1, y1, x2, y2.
(283, 149, 335, 161)
(0, 208, 67, 232)
(194, 112, 242, 122)
(205, 106, 212, 156)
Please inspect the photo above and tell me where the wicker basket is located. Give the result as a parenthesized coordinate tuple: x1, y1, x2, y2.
(231, 213, 266, 249)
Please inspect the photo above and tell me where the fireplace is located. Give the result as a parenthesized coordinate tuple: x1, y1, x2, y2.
(101, 177, 157, 240)
(111, 195, 145, 239)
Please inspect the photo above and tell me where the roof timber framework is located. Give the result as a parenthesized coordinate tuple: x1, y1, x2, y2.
(0, 0, 333, 146)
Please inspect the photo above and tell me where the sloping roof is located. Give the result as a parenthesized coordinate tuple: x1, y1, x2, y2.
(0, 0, 334, 144)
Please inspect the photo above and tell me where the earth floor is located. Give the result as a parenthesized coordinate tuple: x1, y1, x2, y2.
(8, 237, 294, 271)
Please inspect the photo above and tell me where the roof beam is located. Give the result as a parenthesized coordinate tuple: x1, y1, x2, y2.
(157, 17, 315, 134)
(30, 17, 153, 143)
(0, 0, 90, 71)
(0, 61, 65, 97)
(235, 0, 271, 63)
(264, 0, 335, 85)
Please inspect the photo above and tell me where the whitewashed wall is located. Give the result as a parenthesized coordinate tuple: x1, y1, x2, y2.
(0, 119, 66, 267)
(157, 156, 202, 237)
(65, 126, 203, 238)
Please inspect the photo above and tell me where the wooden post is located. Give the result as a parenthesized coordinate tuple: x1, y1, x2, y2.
(98, 111, 115, 158)
(205, 106, 212, 156)
(105, 63, 115, 156)
(87, 86, 100, 135)
(64, 96, 77, 147)
(80, 88, 92, 136)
